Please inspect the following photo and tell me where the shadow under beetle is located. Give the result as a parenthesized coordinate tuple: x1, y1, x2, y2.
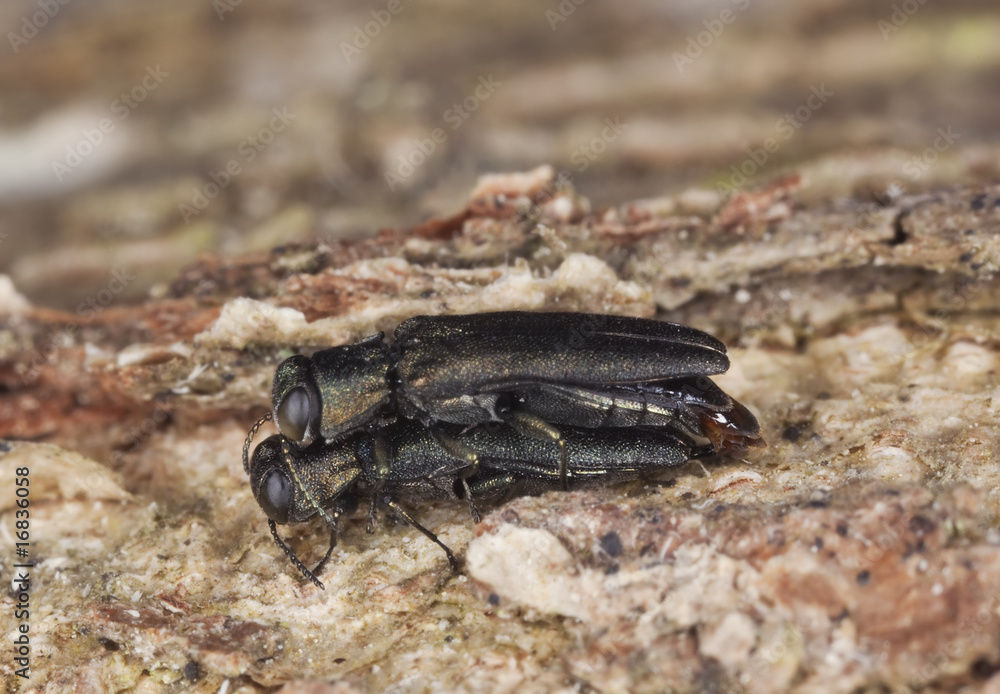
(266, 312, 761, 488)
(243, 416, 714, 588)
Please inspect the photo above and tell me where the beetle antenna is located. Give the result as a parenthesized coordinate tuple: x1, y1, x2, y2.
(280, 437, 339, 532)
(278, 437, 343, 588)
(269, 519, 325, 589)
(243, 412, 273, 474)
(254, 431, 338, 589)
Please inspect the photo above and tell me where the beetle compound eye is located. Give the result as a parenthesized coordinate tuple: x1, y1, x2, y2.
(277, 387, 312, 443)
(259, 469, 292, 524)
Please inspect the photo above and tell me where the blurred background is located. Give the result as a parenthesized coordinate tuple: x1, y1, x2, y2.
(1, 0, 997, 309)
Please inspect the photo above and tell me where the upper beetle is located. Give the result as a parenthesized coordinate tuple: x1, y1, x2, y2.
(269, 311, 761, 457)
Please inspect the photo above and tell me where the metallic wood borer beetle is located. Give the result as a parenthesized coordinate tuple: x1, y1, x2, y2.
(244, 417, 710, 588)
(266, 312, 761, 487)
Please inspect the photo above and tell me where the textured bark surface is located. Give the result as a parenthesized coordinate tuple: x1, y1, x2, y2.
(2, 1, 1000, 692)
(4, 169, 1000, 693)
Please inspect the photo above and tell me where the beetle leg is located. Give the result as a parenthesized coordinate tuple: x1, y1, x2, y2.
(429, 427, 483, 523)
(467, 472, 519, 502)
(365, 432, 397, 534)
(381, 496, 459, 571)
(268, 518, 326, 590)
(366, 495, 379, 534)
(690, 442, 717, 459)
(461, 478, 481, 523)
(499, 409, 569, 490)
(365, 481, 385, 535)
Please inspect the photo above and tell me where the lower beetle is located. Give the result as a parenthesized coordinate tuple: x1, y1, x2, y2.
(266, 312, 761, 484)
(243, 417, 710, 588)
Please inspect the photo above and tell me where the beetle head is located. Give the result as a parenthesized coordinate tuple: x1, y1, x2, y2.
(271, 337, 393, 447)
(272, 355, 322, 447)
(247, 432, 361, 526)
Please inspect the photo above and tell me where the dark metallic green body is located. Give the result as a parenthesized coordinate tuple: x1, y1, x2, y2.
(392, 312, 729, 425)
(247, 419, 701, 587)
(270, 312, 759, 452)
(250, 311, 763, 587)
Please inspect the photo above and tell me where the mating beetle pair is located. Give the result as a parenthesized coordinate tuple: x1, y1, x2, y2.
(243, 311, 762, 587)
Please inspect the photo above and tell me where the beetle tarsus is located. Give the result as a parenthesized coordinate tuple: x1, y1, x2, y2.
(690, 443, 717, 459)
(382, 496, 460, 571)
(366, 495, 379, 534)
(459, 477, 482, 523)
